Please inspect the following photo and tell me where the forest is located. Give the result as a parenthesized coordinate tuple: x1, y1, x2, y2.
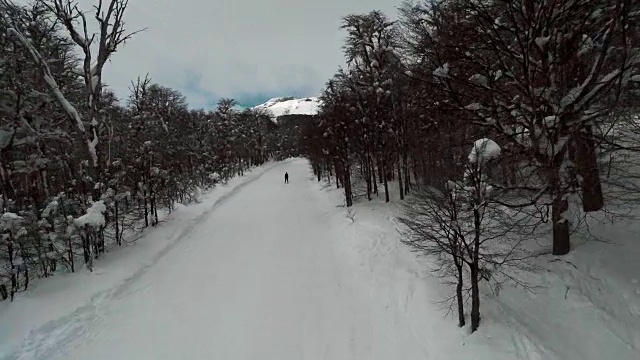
(2, 0, 640, 336)
(0, 0, 303, 301)
(300, 0, 640, 332)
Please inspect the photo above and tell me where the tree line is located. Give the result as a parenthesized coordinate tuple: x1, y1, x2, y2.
(301, 0, 640, 332)
(0, 0, 297, 301)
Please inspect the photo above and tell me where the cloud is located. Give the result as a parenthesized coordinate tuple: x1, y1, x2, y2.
(15, 0, 399, 109)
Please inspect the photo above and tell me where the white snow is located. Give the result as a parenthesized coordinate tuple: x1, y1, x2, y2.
(468, 138, 501, 164)
(0, 212, 23, 235)
(253, 97, 321, 121)
(535, 36, 550, 49)
(0, 212, 21, 221)
(433, 62, 450, 78)
(469, 73, 489, 86)
(74, 200, 107, 228)
(313, 170, 640, 360)
(42, 200, 59, 218)
(544, 115, 559, 126)
(465, 102, 483, 111)
(1, 159, 638, 360)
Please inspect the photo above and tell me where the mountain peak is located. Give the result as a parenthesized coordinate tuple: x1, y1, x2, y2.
(253, 96, 321, 121)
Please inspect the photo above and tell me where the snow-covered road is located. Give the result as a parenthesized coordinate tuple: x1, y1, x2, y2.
(7, 159, 376, 359)
(10, 158, 595, 360)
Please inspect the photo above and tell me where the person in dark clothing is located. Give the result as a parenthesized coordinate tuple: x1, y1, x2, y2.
(284, 172, 289, 184)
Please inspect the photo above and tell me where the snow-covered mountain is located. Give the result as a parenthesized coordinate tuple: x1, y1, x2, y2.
(253, 97, 321, 120)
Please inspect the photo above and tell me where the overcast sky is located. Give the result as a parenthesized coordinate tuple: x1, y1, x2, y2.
(17, 0, 399, 109)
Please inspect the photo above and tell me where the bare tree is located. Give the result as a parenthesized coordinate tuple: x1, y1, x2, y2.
(399, 138, 542, 332)
(43, 0, 142, 186)
(399, 183, 468, 328)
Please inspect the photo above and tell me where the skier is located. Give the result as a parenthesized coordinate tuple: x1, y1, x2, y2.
(284, 172, 289, 184)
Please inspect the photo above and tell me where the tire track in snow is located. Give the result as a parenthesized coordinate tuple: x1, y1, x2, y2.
(2, 161, 285, 360)
(108, 160, 284, 299)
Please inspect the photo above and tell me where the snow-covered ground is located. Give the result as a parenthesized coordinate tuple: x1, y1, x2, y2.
(486, 210, 640, 359)
(314, 174, 640, 360)
(253, 97, 321, 120)
(1, 159, 638, 359)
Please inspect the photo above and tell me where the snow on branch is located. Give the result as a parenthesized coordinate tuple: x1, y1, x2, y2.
(7, 28, 86, 135)
(74, 200, 107, 229)
(433, 63, 450, 78)
(468, 138, 501, 165)
(7, 27, 98, 166)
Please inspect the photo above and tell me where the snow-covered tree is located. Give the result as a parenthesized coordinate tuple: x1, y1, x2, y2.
(400, 0, 640, 255)
(1, 1, 284, 300)
(341, 11, 402, 202)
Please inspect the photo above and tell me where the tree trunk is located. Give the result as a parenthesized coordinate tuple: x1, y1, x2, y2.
(470, 207, 482, 332)
(153, 196, 159, 226)
(115, 200, 121, 246)
(549, 156, 571, 255)
(383, 166, 390, 203)
(82, 233, 91, 268)
(341, 143, 353, 207)
(344, 161, 353, 207)
(470, 262, 480, 332)
(371, 156, 378, 196)
(574, 126, 603, 212)
(420, 150, 429, 186)
(552, 194, 570, 255)
(143, 189, 149, 228)
(411, 154, 420, 189)
(20, 242, 29, 291)
(397, 158, 404, 200)
(365, 158, 372, 200)
(403, 152, 411, 195)
(8, 240, 16, 301)
(456, 263, 465, 327)
(68, 233, 75, 273)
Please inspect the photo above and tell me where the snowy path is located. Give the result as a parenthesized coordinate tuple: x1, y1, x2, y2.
(6, 159, 373, 360)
